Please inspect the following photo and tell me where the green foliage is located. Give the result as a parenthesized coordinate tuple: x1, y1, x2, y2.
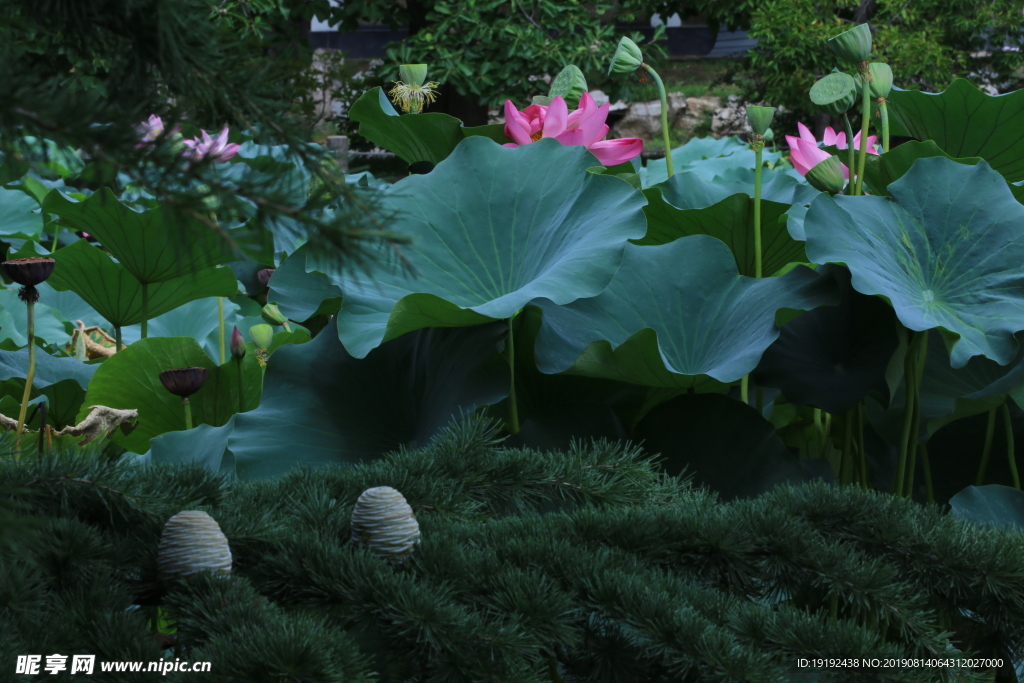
(2, 418, 1022, 680)
(736, 0, 1024, 127)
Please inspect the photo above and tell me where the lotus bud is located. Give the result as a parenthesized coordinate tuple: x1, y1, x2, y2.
(2, 257, 55, 303)
(548, 65, 588, 110)
(261, 303, 290, 330)
(158, 510, 232, 582)
(805, 155, 847, 195)
(350, 486, 420, 562)
(745, 106, 775, 136)
(868, 62, 893, 98)
(810, 72, 858, 116)
(608, 36, 644, 76)
(158, 367, 209, 399)
(828, 23, 872, 65)
(256, 268, 275, 288)
(229, 326, 246, 360)
(249, 324, 274, 350)
(399, 64, 429, 88)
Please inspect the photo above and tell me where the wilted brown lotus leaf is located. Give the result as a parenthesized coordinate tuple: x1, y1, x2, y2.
(0, 405, 140, 445)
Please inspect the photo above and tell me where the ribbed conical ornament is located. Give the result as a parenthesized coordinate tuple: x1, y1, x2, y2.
(157, 510, 233, 581)
(350, 487, 420, 561)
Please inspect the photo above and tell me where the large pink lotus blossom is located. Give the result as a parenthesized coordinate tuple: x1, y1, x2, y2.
(135, 115, 165, 147)
(182, 127, 241, 162)
(786, 122, 879, 179)
(503, 93, 643, 167)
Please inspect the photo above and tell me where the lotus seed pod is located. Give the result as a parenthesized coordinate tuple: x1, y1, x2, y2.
(256, 268, 275, 288)
(608, 36, 643, 76)
(810, 72, 857, 115)
(745, 106, 775, 136)
(805, 155, 847, 195)
(868, 62, 893, 98)
(350, 486, 420, 561)
(548, 64, 588, 110)
(249, 323, 274, 350)
(158, 510, 232, 582)
(159, 367, 209, 398)
(261, 302, 290, 328)
(399, 64, 429, 87)
(828, 23, 872, 65)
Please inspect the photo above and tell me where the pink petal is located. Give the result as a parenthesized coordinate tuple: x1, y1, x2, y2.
(797, 122, 817, 145)
(542, 97, 568, 138)
(566, 91, 598, 128)
(582, 119, 609, 148)
(586, 138, 643, 166)
(502, 143, 521, 148)
(835, 132, 848, 150)
(822, 127, 838, 147)
(504, 100, 534, 145)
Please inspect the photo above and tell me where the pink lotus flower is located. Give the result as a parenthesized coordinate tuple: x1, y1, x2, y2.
(182, 127, 241, 162)
(786, 122, 879, 179)
(135, 115, 164, 147)
(503, 93, 643, 167)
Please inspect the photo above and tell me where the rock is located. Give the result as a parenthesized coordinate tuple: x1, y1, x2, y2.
(712, 95, 752, 137)
(673, 95, 722, 133)
(589, 89, 628, 111)
(612, 96, 687, 140)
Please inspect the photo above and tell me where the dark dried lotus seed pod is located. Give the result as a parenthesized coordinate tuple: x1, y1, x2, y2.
(257, 268, 275, 288)
(158, 510, 232, 581)
(159, 367, 209, 398)
(350, 486, 420, 561)
(1, 257, 55, 287)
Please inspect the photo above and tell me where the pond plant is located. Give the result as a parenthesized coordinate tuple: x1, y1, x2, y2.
(3, 21, 1024, 681)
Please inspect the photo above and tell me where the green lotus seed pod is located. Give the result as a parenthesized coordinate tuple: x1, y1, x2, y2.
(350, 486, 420, 562)
(399, 64, 429, 87)
(548, 64, 588, 110)
(810, 72, 857, 115)
(157, 510, 232, 582)
(805, 155, 847, 195)
(608, 36, 643, 76)
(868, 62, 893, 98)
(828, 23, 872, 64)
(745, 106, 775, 135)
(249, 323, 274, 350)
(261, 302, 290, 328)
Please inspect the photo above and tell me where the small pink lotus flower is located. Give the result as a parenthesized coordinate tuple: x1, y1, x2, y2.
(135, 115, 164, 147)
(786, 122, 879, 179)
(182, 127, 240, 162)
(503, 93, 643, 167)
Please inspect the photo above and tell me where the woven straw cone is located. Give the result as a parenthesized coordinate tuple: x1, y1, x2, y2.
(158, 510, 233, 581)
(350, 486, 420, 561)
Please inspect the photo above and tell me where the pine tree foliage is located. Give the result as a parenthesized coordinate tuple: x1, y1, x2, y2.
(1, 417, 1022, 681)
(0, 0, 408, 273)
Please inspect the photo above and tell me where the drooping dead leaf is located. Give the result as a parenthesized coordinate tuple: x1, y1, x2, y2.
(0, 405, 140, 445)
(66, 320, 125, 359)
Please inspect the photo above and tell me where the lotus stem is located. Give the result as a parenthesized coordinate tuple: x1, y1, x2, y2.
(893, 331, 924, 495)
(183, 398, 193, 431)
(115, 325, 122, 354)
(753, 146, 763, 278)
(740, 375, 749, 406)
(507, 316, 520, 434)
(218, 297, 225, 365)
(1003, 401, 1019, 490)
(644, 65, 674, 178)
(50, 229, 59, 253)
(921, 443, 934, 504)
(141, 282, 149, 338)
(235, 357, 244, 414)
(879, 100, 890, 153)
(976, 406, 998, 486)
(854, 66, 872, 196)
(842, 113, 857, 193)
(14, 299, 36, 459)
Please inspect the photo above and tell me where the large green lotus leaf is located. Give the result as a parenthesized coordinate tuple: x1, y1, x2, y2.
(887, 80, 1024, 183)
(632, 393, 836, 501)
(348, 87, 466, 165)
(641, 136, 761, 188)
(653, 167, 819, 210)
(0, 376, 86, 431)
(331, 137, 648, 359)
(268, 244, 343, 322)
(462, 123, 510, 145)
(43, 188, 236, 284)
(128, 418, 237, 478)
(804, 158, 1024, 369)
(0, 186, 43, 238)
(227, 321, 509, 480)
(857, 140, 985, 197)
(0, 347, 96, 391)
(0, 287, 71, 348)
(949, 484, 1024, 531)
(638, 190, 806, 277)
(531, 236, 839, 389)
(753, 266, 900, 414)
(79, 337, 264, 453)
(48, 240, 239, 328)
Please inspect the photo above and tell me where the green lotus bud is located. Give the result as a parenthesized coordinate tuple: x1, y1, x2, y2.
(158, 510, 233, 582)
(608, 36, 644, 76)
(249, 324, 274, 350)
(399, 64, 428, 88)
(548, 64, 588, 110)
(868, 62, 893, 98)
(805, 155, 847, 195)
(828, 23, 872, 65)
(810, 72, 857, 116)
(745, 106, 775, 135)
(261, 302, 290, 330)
(350, 486, 420, 562)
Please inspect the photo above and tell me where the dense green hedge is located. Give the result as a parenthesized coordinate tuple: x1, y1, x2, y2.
(2, 417, 1023, 682)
